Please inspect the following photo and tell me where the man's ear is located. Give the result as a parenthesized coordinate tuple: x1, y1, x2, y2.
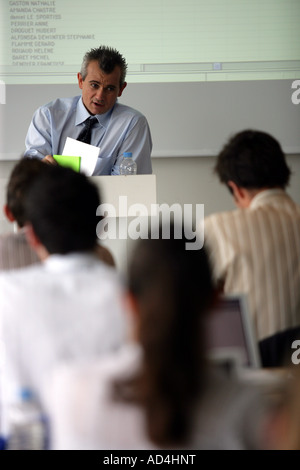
(227, 181, 249, 208)
(77, 72, 84, 90)
(228, 180, 242, 199)
(3, 204, 15, 223)
(118, 81, 127, 97)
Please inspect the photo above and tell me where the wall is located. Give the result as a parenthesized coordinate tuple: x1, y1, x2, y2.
(1, 153, 299, 234)
(152, 154, 300, 211)
(1, 80, 300, 160)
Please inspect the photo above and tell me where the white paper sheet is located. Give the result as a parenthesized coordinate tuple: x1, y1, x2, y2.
(62, 137, 100, 176)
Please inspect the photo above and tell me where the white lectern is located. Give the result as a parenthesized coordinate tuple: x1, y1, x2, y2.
(90, 175, 157, 273)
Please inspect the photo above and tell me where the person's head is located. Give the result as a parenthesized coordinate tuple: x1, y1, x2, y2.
(125, 223, 216, 446)
(214, 130, 291, 206)
(77, 46, 127, 116)
(24, 165, 100, 256)
(4, 157, 51, 228)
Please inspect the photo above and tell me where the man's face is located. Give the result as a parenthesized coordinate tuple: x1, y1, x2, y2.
(77, 60, 127, 115)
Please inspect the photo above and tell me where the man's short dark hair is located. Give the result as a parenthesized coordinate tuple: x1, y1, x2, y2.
(24, 165, 101, 255)
(80, 45, 128, 86)
(6, 157, 51, 227)
(214, 129, 291, 189)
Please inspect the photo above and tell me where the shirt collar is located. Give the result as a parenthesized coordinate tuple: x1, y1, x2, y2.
(43, 251, 100, 272)
(249, 188, 286, 209)
(75, 97, 114, 129)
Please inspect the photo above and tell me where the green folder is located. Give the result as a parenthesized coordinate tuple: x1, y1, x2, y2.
(53, 155, 81, 172)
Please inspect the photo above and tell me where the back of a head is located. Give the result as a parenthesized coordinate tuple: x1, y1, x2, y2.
(214, 129, 291, 189)
(127, 223, 215, 446)
(24, 165, 100, 255)
(129, 224, 214, 327)
(6, 157, 50, 228)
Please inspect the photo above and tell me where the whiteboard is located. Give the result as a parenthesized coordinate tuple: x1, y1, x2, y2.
(1, 0, 299, 158)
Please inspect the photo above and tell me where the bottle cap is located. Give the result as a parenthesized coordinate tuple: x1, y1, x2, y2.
(123, 152, 132, 158)
(20, 387, 34, 401)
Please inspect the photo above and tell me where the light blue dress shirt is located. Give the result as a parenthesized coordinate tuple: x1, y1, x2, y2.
(24, 96, 152, 175)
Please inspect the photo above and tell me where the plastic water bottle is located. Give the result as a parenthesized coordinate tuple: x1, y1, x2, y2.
(6, 387, 48, 450)
(119, 152, 137, 175)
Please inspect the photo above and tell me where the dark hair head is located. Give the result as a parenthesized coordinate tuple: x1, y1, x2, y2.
(127, 223, 215, 446)
(24, 165, 100, 255)
(6, 157, 51, 227)
(80, 45, 127, 86)
(214, 129, 291, 190)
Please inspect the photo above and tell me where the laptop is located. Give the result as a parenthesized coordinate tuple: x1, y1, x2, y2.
(205, 294, 261, 369)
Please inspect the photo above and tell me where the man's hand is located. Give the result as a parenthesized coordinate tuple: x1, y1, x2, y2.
(42, 155, 58, 165)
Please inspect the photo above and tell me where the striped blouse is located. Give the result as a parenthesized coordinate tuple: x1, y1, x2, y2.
(204, 189, 300, 341)
(0, 229, 40, 271)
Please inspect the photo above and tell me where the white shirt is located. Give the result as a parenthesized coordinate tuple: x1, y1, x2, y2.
(45, 343, 268, 450)
(24, 96, 153, 175)
(0, 252, 127, 436)
(204, 189, 300, 341)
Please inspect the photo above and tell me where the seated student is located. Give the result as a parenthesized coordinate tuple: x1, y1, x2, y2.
(203, 130, 300, 368)
(0, 165, 127, 443)
(45, 223, 272, 450)
(0, 157, 115, 269)
(0, 158, 48, 270)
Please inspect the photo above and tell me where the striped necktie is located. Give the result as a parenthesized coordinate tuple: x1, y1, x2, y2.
(77, 116, 98, 144)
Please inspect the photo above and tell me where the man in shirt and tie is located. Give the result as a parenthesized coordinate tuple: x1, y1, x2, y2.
(24, 45, 152, 175)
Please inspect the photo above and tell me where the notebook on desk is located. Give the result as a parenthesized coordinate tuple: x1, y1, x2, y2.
(205, 294, 261, 368)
